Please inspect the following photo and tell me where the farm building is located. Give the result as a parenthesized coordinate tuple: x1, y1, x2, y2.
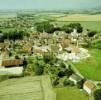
(1, 59, 23, 67)
(83, 80, 96, 94)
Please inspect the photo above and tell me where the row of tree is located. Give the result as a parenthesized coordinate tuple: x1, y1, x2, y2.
(35, 21, 83, 33)
(0, 30, 29, 41)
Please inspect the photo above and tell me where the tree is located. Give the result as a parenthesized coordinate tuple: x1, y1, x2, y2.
(94, 89, 101, 100)
(58, 71, 65, 77)
(35, 21, 54, 33)
(87, 31, 97, 37)
(2, 30, 29, 40)
(52, 77, 59, 86)
(34, 60, 45, 75)
(77, 79, 85, 89)
(62, 25, 73, 33)
(43, 53, 57, 65)
(62, 23, 83, 33)
(63, 79, 70, 86)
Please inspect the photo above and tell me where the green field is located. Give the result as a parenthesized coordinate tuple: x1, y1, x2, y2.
(0, 28, 15, 32)
(47, 14, 101, 31)
(0, 76, 55, 100)
(74, 49, 101, 81)
(53, 21, 101, 31)
(54, 87, 89, 100)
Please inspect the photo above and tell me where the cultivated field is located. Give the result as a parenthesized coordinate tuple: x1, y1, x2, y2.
(56, 14, 101, 21)
(0, 76, 56, 100)
(47, 13, 101, 31)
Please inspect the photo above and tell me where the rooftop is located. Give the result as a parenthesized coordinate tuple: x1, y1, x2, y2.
(84, 80, 96, 89)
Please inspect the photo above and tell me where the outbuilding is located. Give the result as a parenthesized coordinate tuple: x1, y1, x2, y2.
(83, 80, 96, 94)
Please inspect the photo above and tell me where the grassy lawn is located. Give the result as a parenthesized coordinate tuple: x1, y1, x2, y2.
(54, 87, 89, 100)
(74, 49, 101, 81)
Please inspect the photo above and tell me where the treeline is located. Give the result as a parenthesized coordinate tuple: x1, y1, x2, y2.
(35, 21, 83, 33)
(0, 30, 29, 41)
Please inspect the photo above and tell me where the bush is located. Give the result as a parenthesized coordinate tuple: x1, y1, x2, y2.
(63, 79, 70, 86)
(64, 69, 74, 77)
(34, 65, 44, 75)
(94, 89, 101, 100)
(52, 77, 59, 86)
(87, 31, 97, 37)
(34, 60, 45, 75)
(68, 80, 75, 86)
(43, 53, 57, 65)
(58, 71, 65, 78)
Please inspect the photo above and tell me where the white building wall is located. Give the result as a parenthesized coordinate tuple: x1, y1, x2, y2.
(84, 85, 91, 94)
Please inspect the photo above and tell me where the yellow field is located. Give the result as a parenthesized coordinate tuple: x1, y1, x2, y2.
(56, 14, 101, 21)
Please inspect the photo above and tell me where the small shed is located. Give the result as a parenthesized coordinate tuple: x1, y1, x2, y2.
(83, 80, 96, 94)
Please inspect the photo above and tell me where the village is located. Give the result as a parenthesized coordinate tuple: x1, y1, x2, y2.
(0, 11, 101, 100)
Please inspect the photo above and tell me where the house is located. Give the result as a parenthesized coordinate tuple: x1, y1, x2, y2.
(0, 43, 5, 49)
(0, 67, 23, 76)
(64, 46, 80, 54)
(61, 39, 70, 49)
(69, 74, 83, 84)
(71, 29, 79, 38)
(1, 59, 23, 67)
(33, 45, 51, 55)
(83, 80, 96, 94)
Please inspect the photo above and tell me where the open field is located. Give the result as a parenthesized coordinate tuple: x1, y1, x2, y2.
(0, 76, 55, 100)
(74, 49, 101, 81)
(54, 21, 101, 31)
(47, 14, 101, 31)
(56, 14, 101, 21)
(54, 87, 89, 100)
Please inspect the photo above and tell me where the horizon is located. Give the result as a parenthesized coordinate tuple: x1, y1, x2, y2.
(0, 0, 101, 10)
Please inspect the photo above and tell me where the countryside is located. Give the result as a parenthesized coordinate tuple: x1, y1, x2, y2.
(0, 0, 101, 100)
